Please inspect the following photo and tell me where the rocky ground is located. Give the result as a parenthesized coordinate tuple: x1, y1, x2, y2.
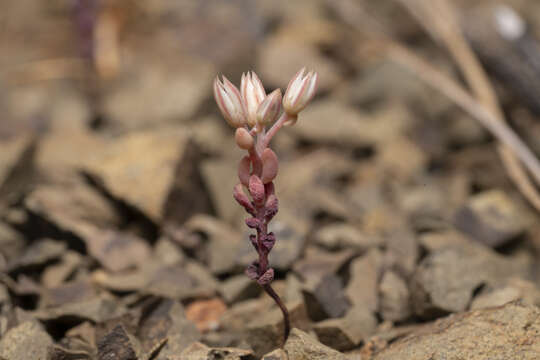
(1, 0, 540, 359)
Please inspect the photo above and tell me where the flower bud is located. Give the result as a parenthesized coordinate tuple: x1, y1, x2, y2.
(238, 156, 251, 187)
(256, 89, 282, 127)
(283, 68, 318, 117)
(257, 268, 274, 285)
(241, 71, 266, 127)
(248, 175, 265, 206)
(214, 75, 247, 128)
(245, 263, 259, 280)
(234, 128, 254, 150)
(233, 183, 255, 214)
(261, 148, 279, 184)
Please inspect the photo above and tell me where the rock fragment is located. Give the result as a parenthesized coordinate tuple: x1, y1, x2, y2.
(345, 248, 383, 312)
(302, 274, 350, 321)
(379, 271, 411, 322)
(0, 321, 53, 360)
(284, 328, 346, 360)
(97, 325, 137, 360)
(455, 189, 531, 247)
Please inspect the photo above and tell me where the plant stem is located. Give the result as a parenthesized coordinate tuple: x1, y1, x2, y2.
(262, 283, 290, 345)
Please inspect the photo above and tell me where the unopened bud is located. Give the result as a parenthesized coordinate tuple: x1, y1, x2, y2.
(283, 68, 318, 117)
(233, 183, 254, 214)
(245, 217, 260, 229)
(246, 263, 259, 280)
(241, 71, 266, 127)
(261, 148, 279, 184)
(214, 75, 247, 128)
(256, 89, 282, 127)
(248, 175, 265, 206)
(262, 232, 275, 252)
(235, 128, 254, 150)
(264, 194, 278, 220)
(238, 156, 251, 187)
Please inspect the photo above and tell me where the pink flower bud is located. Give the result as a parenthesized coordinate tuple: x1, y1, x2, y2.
(214, 75, 247, 128)
(248, 175, 265, 206)
(238, 156, 251, 187)
(262, 232, 276, 252)
(233, 183, 255, 214)
(241, 71, 266, 127)
(261, 148, 279, 184)
(234, 128, 254, 150)
(256, 89, 282, 127)
(245, 263, 259, 280)
(283, 68, 318, 116)
(245, 217, 260, 229)
(264, 194, 278, 220)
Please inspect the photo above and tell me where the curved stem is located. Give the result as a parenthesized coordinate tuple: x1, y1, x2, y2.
(261, 112, 290, 150)
(263, 283, 290, 345)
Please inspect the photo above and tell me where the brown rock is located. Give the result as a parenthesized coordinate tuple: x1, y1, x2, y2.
(262, 348, 288, 360)
(314, 223, 381, 252)
(185, 298, 227, 333)
(246, 301, 311, 357)
(0, 321, 53, 360)
(455, 189, 532, 247)
(314, 306, 377, 351)
(42, 251, 83, 287)
(0, 222, 25, 262)
(379, 271, 411, 322)
(8, 238, 65, 271)
(470, 278, 540, 310)
(345, 248, 383, 312)
(372, 301, 540, 360)
(284, 328, 346, 360)
(220, 275, 261, 304)
(83, 127, 200, 222)
(97, 325, 137, 360)
(0, 135, 33, 193)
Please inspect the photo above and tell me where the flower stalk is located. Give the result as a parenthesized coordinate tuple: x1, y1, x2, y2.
(213, 68, 317, 345)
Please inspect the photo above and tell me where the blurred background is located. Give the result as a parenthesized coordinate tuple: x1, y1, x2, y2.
(0, 0, 540, 359)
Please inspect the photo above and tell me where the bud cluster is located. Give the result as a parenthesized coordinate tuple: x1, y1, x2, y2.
(213, 68, 318, 342)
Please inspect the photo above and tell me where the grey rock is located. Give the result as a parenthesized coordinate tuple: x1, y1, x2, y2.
(345, 248, 383, 312)
(220, 275, 261, 304)
(313, 306, 377, 351)
(97, 325, 137, 360)
(293, 247, 355, 284)
(455, 189, 532, 247)
(314, 223, 381, 252)
(379, 271, 411, 322)
(303, 274, 350, 321)
(411, 242, 526, 318)
(470, 279, 540, 310)
(284, 328, 346, 360)
(0, 321, 53, 360)
(372, 301, 540, 360)
(383, 227, 418, 277)
(186, 214, 243, 275)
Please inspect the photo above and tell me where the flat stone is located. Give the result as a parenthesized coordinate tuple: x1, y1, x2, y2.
(220, 275, 261, 304)
(377, 137, 428, 180)
(0, 321, 53, 360)
(303, 274, 350, 321)
(8, 238, 65, 271)
(137, 299, 201, 359)
(83, 127, 194, 222)
(314, 305, 377, 351)
(186, 215, 242, 275)
(345, 248, 383, 312)
(24, 176, 121, 236)
(383, 227, 419, 277)
(246, 301, 311, 357)
(314, 223, 381, 251)
(0, 135, 33, 191)
(411, 242, 526, 318)
(379, 271, 411, 322)
(294, 247, 355, 284)
(33, 294, 126, 323)
(41, 280, 97, 308)
(85, 229, 152, 273)
(284, 328, 346, 360)
(372, 301, 540, 360)
(455, 189, 532, 247)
